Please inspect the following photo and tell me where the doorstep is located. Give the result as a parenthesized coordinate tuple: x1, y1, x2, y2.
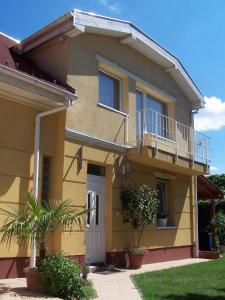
(199, 251, 219, 259)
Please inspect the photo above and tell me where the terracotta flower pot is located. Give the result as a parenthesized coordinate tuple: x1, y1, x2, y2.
(128, 253, 144, 269)
(25, 268, 41, 292)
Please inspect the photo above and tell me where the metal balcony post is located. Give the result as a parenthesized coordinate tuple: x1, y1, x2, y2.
(175, 121, 178, 161)
(205, 135, 208, 166)
(155, 112, 158, 155)
(192, 129, 195, 166)
(125, 114, 129, 145)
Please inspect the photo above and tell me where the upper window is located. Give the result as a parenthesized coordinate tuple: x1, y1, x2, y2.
(99, 71, 120, 110)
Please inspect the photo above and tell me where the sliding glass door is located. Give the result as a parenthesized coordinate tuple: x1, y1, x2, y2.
(136, 90, 166, 139)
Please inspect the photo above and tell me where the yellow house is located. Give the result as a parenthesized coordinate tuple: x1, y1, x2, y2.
(0, 10, 210, 278)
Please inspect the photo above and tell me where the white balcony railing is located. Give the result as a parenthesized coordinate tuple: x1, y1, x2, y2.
(128, 108, 210, 165)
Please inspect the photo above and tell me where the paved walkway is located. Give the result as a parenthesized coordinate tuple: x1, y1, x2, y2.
(0, 258, 209, 300)
(0, 278, 60, 299)
(89, 258, 210, 300)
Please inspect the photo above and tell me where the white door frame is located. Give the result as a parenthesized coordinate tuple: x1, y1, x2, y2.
(85, 174, 106, 264)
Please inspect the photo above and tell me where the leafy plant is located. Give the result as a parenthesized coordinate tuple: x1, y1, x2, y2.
(0, 193, 87, 261)
(39, 253, 96, 300)
(82, 263, 90, 280)
(121, 184, 158, 249)
(208, 174, 225, 194)
(127, 247, 145, 254)
(212, 210, 225, 249)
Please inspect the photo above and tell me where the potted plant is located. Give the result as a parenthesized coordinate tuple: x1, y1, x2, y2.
(157, 212, 168, 227)
(0, 193, 87, 291)
(121, 184, 158, 269)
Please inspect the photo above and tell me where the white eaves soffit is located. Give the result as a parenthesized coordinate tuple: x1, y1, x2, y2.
(18, 10, 204, 109)
(72, 10, 204, 109)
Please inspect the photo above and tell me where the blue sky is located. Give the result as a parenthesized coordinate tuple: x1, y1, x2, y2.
(0, 0, 225, 174)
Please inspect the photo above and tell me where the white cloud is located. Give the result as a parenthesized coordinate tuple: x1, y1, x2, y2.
(210, 166, 220, 174)
(98, 0, 121, 13)
(195, 96, 225, 131)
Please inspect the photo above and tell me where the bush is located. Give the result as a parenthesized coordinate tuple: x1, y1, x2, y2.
(121, 184, 158, 229)
(39, 253, 96, 300)
(212, 211, 225, 249)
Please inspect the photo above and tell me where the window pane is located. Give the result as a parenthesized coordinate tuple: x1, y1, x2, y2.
(95, 194, 99, 225)
(87, 164, 105, 177)
(146, 95, 165, 114)
(145, 95, 166, 137)
(99, 71, 120, 110)
(156, 182, 166, 215)
(136, 90, 143, 139)
(87, 193, 91, 226)
(136, 90, 143, 112)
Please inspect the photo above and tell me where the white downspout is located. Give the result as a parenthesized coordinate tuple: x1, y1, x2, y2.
(192, 110, 199, 258)
(194, 175, 199, 258)
(30, 105, 67, 268)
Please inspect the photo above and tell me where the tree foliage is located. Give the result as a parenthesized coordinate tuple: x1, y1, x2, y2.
(208, 174, 225, 194)
(121, 184, 158, 248)
(212, 210, 225, 248)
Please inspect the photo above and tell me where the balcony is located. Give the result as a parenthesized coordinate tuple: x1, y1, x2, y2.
(127, 108, 210, 167)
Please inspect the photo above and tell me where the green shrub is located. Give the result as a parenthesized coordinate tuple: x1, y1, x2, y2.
(39, 253, 96, 300)
(212, 211, 225, 249)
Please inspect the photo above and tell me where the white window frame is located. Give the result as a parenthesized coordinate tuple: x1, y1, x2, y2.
(98, 69, 122, 113)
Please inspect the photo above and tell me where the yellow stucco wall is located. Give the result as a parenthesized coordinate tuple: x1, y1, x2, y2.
(59, 136, 196, 256)
(0, 97, 66, 257)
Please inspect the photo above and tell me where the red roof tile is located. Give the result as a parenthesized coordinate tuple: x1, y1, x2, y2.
(0, 33, 75, 94)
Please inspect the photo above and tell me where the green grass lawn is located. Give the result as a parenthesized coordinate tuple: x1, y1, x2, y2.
(132, 257, 225, 300)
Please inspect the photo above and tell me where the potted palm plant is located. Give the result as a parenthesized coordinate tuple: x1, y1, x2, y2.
(121, 184, 158, 269)
(0, 193, 87, 291)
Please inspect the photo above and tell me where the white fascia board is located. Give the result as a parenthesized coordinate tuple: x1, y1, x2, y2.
(18, 12, 74, 52)
(73, 10, 130, 35)
(0, 32, 20, 43)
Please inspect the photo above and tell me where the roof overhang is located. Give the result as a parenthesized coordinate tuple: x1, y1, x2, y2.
(66, 127, 128, 153)
(16, 10, 204, 109)
(0, 63, 77, 109)
(197, 175, 224, 201)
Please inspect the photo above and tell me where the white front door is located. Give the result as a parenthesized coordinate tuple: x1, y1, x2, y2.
(86, 175, 106, 264)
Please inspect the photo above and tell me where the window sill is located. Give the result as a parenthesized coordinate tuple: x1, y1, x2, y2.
(98, 103, 129, 117)
(156, 226, 176, 230)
